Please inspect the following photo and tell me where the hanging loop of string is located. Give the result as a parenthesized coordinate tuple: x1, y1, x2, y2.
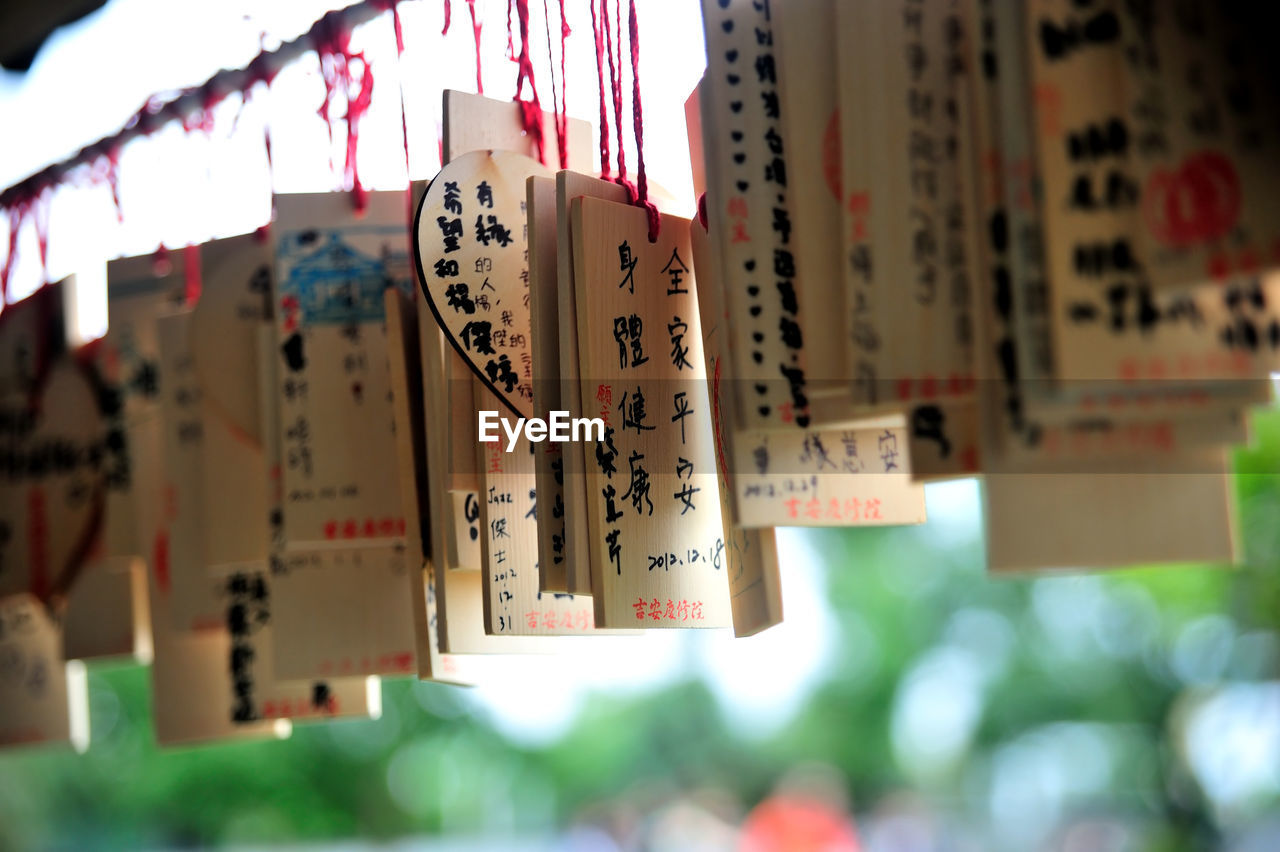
(312, 10, 376, 214)
(510, 0, 547, 167)
(542, 0, 571, 170)
(589, 0, 611, 179)
(627, 0, 658, 241)
(593, 0, 658, 240)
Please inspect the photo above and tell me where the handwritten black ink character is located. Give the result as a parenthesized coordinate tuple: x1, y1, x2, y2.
(476, 181, 494, 208)
(475, 215, 513, 247)
(602, 484, 624, 523)
(761, 89, 780, 119)
(606, 528, 623, 575)
(459, 321, 495, 355)
(464, 492, 480, 540)
(800, 433, 837, 470)
(668, 317, 692, 370)
(621, 450, 654, 516)
(595, 426, 619, 477)
(779, 316, 803, 349)
(765, 155, 787, 186)
(437, 216, 463, 253)
(613, 314, 650, 369)
(878, 430, 901, 471)
(443, 181, 462, 214)
(618, 387, 656, 434)
(445, 282, 476, 314)
(490, 517, 509, 540)
(618, 240, 638, 293)
(661, 248, 689, 295)
(911, 404, 951, 459)
(281, 334, 306, 372)
(772, 206, 791, 245)
(755, 53, 776, 85)
(434, 258, 460, 278)
(671, 391, 693, 444)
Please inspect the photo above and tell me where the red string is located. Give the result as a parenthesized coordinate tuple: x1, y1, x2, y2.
(105, 146, 124, 224)
(542, 0, 570, 170)
(511, 0, 546, 166)
(32, 190, 50, 283)
(313, 11, 375, 214)
(589, 0, 610, 178)
(183, 243, 202, 306)
(601, 0, 626, 184)
(627, 0, 658, 240)
(442, 0, 451, 35)
(697, 192, 709, 229)
(379, 0, 416, 240)
(2, 205, 23, 303)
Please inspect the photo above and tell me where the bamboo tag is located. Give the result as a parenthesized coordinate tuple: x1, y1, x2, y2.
(572, 197, 731, 629)
(700, 0, 813, 432)
(0, 594, 88, 751)
(689, 215, 783, 637)
(271, 191, 412, 550)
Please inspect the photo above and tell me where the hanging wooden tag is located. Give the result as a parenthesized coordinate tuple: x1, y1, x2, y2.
(212, 562, 377, 724)
(555, 172, 630, 596)
(192, 240, 271, 571)
(527, 175, 570, 593)
(145, 559, 284, 747)
(97, 255, 185, 568)
(271, 191, 412, 550)
(383, 286, 481, 682)
(571, 197, 731, 629)
(1025, 0, 1280, 385)
(63, 556, 148, 663)
(984, 451, 1238, 572)
(268, 547, 418, 680)
(0, 594, 88, 751)
(191, 234, 271, 443)
(700, 0, 813, 432)
(156, 311, 221, 632)
(434, 91, 593, 497)
(415, 149, 550, 418)
(415, 281, 559, 655)
(0, 352, 107, 603)
(690, 215, 783, 637)
(474, 392, 600, 636)
(774, 0, 849, 414)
